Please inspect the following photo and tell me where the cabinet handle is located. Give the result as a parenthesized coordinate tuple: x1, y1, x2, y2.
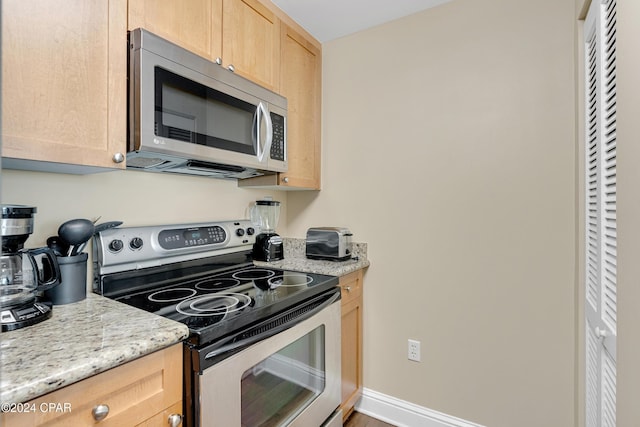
(344, 286, 351, 292)
(112, 152, 125, 163)
(92, 404, 109, 421)
(282, 176, 289, 184)
(215, 57, 222, 65)
(168, 413, 183, 426)
(227, 64, 235, 72)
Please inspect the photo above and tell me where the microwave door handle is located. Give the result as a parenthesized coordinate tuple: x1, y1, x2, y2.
(253, 104, 261, 160)
(263, 105, 273, 161)
(255, 102, 272, 162)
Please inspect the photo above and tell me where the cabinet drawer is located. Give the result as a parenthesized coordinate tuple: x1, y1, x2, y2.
(339, 271, 362, 306)
(137, 401, 183, 426)
(1, 344, 182, 427)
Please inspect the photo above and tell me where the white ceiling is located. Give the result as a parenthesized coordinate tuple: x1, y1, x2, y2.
(271, 0, 452, 43)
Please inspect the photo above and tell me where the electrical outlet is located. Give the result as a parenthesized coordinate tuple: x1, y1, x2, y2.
(408, 339, 421, 362)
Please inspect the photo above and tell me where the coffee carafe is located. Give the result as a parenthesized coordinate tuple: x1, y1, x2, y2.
(1, 205, 61, 332)
(250, 199, 284, 262)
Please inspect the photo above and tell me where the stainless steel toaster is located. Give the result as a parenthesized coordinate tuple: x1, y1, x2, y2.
(305, 227, 352, 261)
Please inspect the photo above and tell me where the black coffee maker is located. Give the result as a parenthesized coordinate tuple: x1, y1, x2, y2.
(251, 199, 284, 262)
(0, 205, 61, 331)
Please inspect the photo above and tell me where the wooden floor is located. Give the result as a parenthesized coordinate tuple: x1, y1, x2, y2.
(343, 411, 396, 427)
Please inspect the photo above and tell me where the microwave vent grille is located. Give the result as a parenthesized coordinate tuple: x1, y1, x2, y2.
(127, 157, 171, 169)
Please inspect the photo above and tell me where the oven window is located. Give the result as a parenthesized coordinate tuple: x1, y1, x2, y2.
(241, 326, 325, 427)
(154, 67, 256, 154)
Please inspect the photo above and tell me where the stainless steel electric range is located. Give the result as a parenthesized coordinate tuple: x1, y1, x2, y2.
(93, 220, 343, 427)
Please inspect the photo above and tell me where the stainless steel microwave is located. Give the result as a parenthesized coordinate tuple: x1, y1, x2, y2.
(127, 28, 287, 179)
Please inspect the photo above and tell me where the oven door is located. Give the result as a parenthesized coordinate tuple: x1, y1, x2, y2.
(196, 300, 341, 427)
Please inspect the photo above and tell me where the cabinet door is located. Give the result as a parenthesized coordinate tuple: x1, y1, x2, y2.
(1, 0, 127, 170)
(279, 24, 322, 189)
(128, 0, 223, 61)
(238, 22, 322, 190)
(222, 0, 281, 91)
(339, 271, 363, 421)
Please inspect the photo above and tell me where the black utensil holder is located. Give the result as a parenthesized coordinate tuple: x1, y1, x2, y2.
(44, 253, 88, 305)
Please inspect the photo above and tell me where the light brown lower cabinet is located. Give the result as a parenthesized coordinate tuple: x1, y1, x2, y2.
(339, 270, 364, 421)
(1, 344, 183, 427)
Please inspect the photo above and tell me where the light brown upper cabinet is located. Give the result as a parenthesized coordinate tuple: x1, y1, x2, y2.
(129, 0, 280, 92)
(239, 22, 322, 190)
(1, 0, 128, 172)
(128, 0, 223, 63)
(3, 0, 321, 186)
(278, 24, 322, 189)
(222, 0, 281, 92)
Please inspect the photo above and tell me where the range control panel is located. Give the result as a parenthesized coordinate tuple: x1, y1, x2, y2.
(159, 225, 232, 250)
(95, 220, 257, 274)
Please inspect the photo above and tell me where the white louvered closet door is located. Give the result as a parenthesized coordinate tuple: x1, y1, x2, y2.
(584, 0, 617, 426)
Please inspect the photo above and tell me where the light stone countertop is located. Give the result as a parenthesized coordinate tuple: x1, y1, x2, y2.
(254, 238, 370, 276)
(0, 293, 189, 404)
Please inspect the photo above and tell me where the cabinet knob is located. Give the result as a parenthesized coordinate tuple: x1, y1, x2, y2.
(92, 404, 110, 421)
(344, 286, 351, 292)
(282, 176, 289, 184)
(112, 152, 125, 163)
(215, 57, 222, 65)
(168, 413, 183, 427)
(227, 64, 235, 73)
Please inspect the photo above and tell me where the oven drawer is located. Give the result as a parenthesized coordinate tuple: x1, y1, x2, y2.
(1, 344, 182, 426)
(339, 271, 362, 306)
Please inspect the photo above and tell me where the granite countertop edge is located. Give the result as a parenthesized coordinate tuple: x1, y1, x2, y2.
(0, 294, 189, 404)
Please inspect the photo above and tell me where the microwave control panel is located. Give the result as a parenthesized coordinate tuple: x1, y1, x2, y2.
(270, 113, 286, 161)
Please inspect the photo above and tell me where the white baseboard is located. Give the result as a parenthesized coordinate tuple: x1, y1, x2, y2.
(354, 388, 486, 427)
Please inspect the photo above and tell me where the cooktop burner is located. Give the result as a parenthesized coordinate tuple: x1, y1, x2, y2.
(176, 293, 252, 317)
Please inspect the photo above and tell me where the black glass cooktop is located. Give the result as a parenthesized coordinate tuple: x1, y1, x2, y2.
(110, 264, 338, 346)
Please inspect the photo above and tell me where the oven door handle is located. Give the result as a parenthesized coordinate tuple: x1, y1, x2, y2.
(204, 290, 340, 361)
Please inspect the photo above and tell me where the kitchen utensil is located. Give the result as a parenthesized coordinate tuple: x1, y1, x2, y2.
(71, 221, 123, 255)
(70, 243, 86, 257)
(44, 253, 88, 305)
(93, 221, 123, 234)
(46, 236, 70, 257)
(57, 218, 95, 256)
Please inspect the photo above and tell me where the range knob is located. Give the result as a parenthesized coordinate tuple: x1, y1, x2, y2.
(236, 228, 245, 237)
(108, 239, 124, 253)
(129, 237, 144, 250)
(247, 227, 255, 236)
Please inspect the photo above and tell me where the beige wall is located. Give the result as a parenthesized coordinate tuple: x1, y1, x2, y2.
(1, 169, 288, 257)
(288, 0, 577, 426)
